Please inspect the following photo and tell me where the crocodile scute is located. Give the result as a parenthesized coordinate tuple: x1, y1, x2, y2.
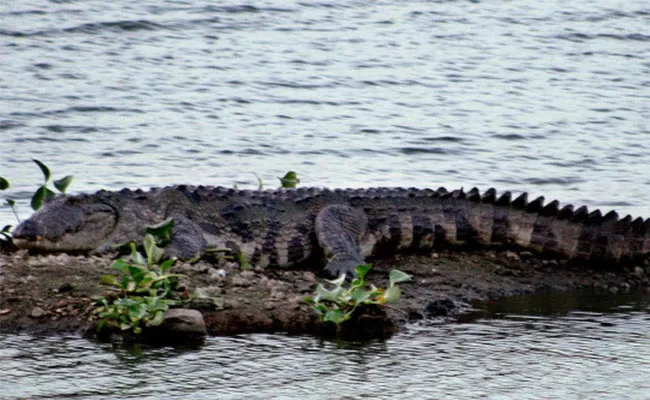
(11, 185, 650, 277)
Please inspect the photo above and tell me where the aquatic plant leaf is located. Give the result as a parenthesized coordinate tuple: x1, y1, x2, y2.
(110, 259, 130, 274)
(323, 309, 346, 325)
(325, 274, 346, 287)
(278, 171, 300, 188)
(148, 310, 165, 327)
(383, 285, 402, 304)
(159, 258, 175, 274)
(31, 186, 55, 210)
(254, 173, 263, 190)
(146, 218, 174, 242)
(32, 159, 51, 182)
(389, 269, 412, 287)
(53, 175, 74, 194)
(315, 283, 343, 302)
(0, 177, 9, 190)
(355, 264, 373, 281)
(129, 242, 146, 266)
(101, 274, 119, 287)
(143, 233, 164, 265)
(349, 287, 372, 304)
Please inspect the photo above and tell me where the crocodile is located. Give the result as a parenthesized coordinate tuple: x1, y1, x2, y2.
(11, 185, 650, 277)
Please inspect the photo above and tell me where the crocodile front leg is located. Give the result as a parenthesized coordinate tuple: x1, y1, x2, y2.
(315, 204, 369, 278)
(164, 218, 207, 260)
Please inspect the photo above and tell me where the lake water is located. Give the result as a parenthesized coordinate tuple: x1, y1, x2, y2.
(3, 292, 650, 399)
(1, 0, 649, 398)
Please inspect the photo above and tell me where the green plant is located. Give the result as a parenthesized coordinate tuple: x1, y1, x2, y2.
(92, 233, 185, 334)
(0, 178, 15, 245)
(304, 265, 411, 329)
(1, 159, 74, 229)
(31, 159, 74, 210)
(278, 171, 300, 188)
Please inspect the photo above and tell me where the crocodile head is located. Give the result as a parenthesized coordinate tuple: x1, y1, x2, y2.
(12, 194, 118, 253)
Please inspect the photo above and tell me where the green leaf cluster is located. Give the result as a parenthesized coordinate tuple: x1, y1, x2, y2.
(0, 177, 18, 235)
(278, 171, 300, 188)
(93, 233, 184, 334)
(304, 265, 411, 329)
(31, 159, 74, 210)
(1, 159, 74, 234)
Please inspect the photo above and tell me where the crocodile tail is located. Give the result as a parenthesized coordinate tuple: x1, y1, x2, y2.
(464, 188, 650, 263)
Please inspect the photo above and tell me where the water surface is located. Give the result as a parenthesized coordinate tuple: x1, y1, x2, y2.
(2, 291, 650, 399)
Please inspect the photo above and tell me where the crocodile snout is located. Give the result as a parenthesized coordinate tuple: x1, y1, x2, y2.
(12, 219, 44, 241)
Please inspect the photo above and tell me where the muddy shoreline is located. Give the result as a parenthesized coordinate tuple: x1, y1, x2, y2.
(1, 247, 649, 340)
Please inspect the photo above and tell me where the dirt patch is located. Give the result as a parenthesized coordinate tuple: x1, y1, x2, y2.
(1, 248, 649, 339)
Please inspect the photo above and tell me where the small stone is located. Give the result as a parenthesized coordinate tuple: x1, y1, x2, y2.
(225, 299, 240, 309)
(269, 290, 285, 301)
(634, 266, 645, 278)
(231, 276, 251, 287)
(159, 308, 206, 338)
(431, 253, 439, 259)
(57, 282, 74, 293)
(214, 268, 228, 278)
(54, 253, 71, 263)
(302, 271, 316, 282)
(30, 306, 46, 318)
(240, 270, 255, 279)
(505, 251, 520, 262)
(200, 286, 223, 297)
(225, 261, 239, 270)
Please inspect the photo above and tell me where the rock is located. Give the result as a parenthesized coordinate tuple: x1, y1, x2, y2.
(199, 286, 223, 297)
(54, 253, 71, 264)
(225, 299, 240, 309)
(240, 270, 255, 279)
(269, 290, 285, 301)
(424, 299, 456, 317)
(634, 266, 645, 278)
(57, 282, 74, 293)
(158, 308, 206, 339)
(302, 271, 316, 283)
(231, 276, 251, 287)
(505, 251, 520, 262)
(211, 268, 228, 279)
(30, 306, 46, 318)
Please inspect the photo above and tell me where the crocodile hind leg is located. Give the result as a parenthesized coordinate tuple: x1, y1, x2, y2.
(315, 205, 369, 278)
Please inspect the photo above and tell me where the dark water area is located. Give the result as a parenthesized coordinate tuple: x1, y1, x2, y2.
(1, 0, 650, 398)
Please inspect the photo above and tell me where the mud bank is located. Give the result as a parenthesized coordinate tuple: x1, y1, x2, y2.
(0, 248, 649, 339)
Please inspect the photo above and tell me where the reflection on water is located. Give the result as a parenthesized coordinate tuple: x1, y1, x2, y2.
(2, 291, 650, 399)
